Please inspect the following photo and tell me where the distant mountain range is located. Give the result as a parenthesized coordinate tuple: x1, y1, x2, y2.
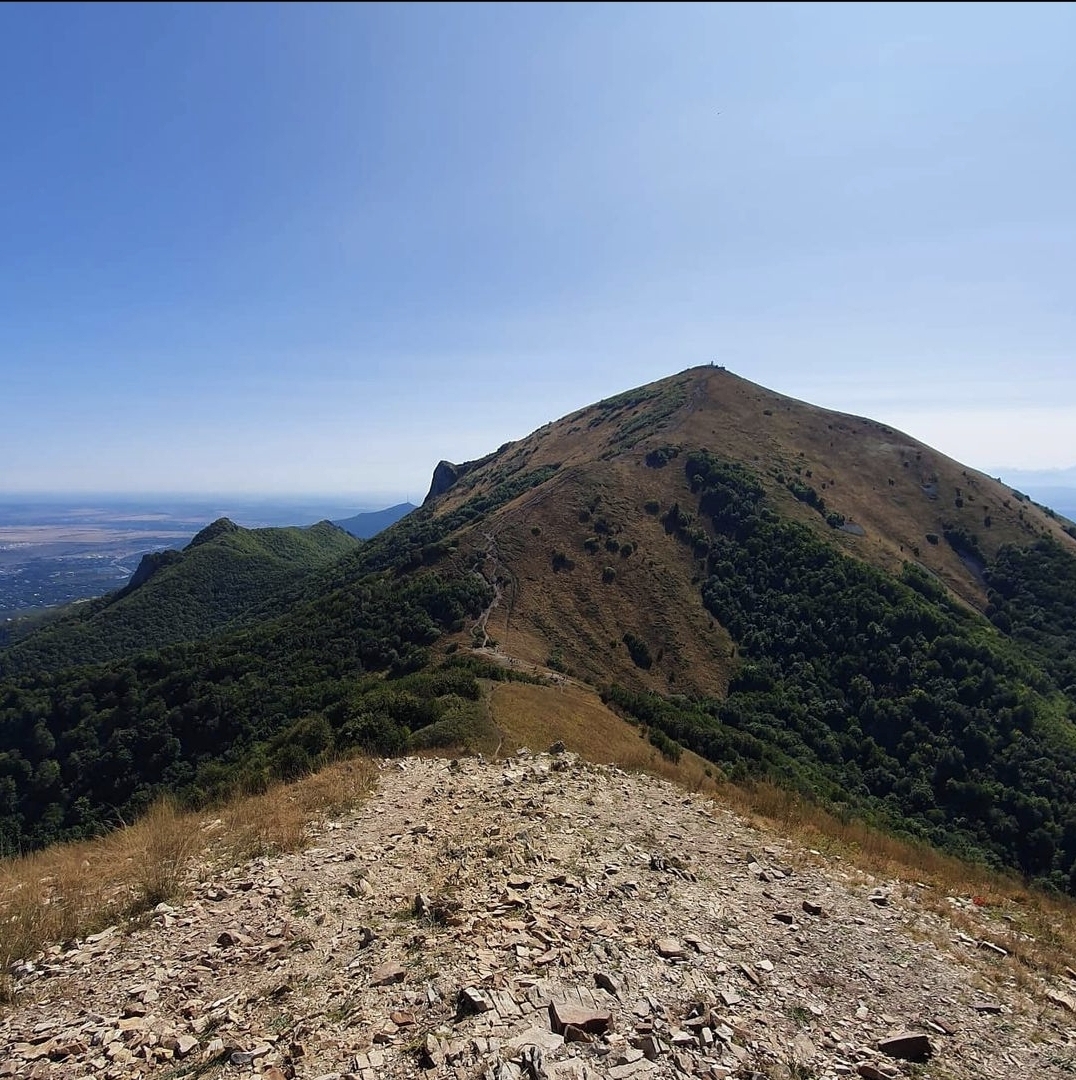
(334, 502, 416, 538)
(4, 366, 1076, 895)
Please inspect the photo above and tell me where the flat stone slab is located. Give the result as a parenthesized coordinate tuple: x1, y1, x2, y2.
(655, 937, 688, 959)
(548, 1000, 613, 1034)
(370, 961, 406, 987)
(878, 1031, 933, 1062)
(508, 1026, 565, 1052)
(607, 1059, 658, 1079)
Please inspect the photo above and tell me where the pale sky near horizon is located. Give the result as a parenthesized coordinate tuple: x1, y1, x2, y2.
(2, 2, 1074, 498)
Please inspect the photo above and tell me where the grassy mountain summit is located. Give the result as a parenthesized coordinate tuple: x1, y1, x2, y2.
(4, 366, 1076, 891)
(416, 365, 1073, 690)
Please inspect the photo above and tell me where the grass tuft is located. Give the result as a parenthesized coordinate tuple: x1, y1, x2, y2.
(122, 797, 203, 909)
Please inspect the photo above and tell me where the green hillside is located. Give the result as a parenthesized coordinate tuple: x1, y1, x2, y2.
(604, 451, 1076, 890)
(0, 519, 359, 678)
(0, 563, 492, 851)
(0, 466, 557, 851)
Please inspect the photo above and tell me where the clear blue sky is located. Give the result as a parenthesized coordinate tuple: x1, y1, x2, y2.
(2, 2, 1074, 498)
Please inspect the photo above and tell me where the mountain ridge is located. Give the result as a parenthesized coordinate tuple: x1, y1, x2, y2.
(0, 518, 359, 678)
(1, 749, 1072, 1079)
(413, 366, 1074, 691)
(3, 366, 1076, 891)
(334, 502, 417, 539)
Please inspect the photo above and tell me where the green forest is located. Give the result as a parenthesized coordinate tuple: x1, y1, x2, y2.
(0, 520, 359, 677)
(0, 570, 492, 851)
(608, 452, 1076, 891)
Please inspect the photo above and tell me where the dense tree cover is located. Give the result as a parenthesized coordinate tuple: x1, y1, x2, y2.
(611, 452, 1076, 891)
(0, 570, 491, 853)
(0, 521, 359, 678)
(986, 538, 1076, 694)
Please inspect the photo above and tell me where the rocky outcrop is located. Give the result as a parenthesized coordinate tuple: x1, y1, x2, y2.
(111, 549, 183, 601)
(425, 460, 461, 504)
(424, 443, 514, 505)
(0, 752, 1071, 1079)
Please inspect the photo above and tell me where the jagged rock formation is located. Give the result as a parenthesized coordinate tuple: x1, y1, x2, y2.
(111, 549, 184, 600)
(2, 753, 1072, 1078)
(424, 443, 512, 505)
(425, 461, 462, 504)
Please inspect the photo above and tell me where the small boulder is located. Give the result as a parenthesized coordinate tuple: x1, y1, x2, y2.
(458, 986, 492, 1015)
(857, 1065, 899, 1080)
(371, 961, 406, 987)
(655, 938, 688, 960)
(548, 1000, 612, 1035)
(878, 1031, 933, 1062)
(595, 971, 625, 998)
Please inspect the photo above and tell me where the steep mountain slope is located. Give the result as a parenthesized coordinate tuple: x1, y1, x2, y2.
(373, 367, 1076, 884)
(335, 501, 416, 538)
(414, 366, 1074, 691)
(0, 519, 359, 677)
(4, 366, 1076, 891)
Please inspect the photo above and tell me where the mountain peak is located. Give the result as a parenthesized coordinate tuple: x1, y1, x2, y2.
(334, 503, 417, 539)
(186, 517, 241, 549)
(5, 366, 1076, 899)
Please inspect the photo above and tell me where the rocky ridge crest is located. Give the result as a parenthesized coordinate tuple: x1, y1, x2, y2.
(3, 752, 1074, 1079)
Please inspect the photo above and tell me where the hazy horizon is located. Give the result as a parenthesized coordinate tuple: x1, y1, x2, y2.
(0, 492, 416, 506)
(2, 447, 1076, 512)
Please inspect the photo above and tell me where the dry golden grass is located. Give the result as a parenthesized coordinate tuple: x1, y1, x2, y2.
(0, 757, 375, 995)
(433, 366, 1076, 705)
(214, 757, 375, 862)
(489, 680, 717, 792)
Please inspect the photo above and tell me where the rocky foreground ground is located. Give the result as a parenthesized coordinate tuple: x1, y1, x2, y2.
(3, 751, 1076, 1079)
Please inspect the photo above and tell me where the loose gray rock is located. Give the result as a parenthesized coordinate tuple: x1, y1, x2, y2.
(655, 937, 687, 959)
(370, 960, 406, 986)
(0, 752, 1061, 1080)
